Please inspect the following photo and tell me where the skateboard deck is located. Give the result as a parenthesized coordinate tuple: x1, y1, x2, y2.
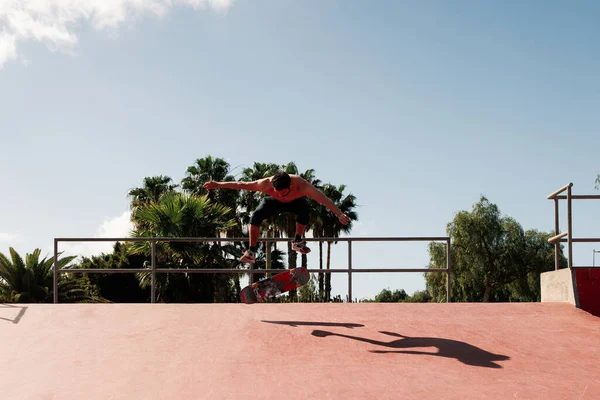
(240, 267, 309, 304)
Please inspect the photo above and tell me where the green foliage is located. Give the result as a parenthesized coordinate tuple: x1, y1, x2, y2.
(128, 175, 179, 209)
(128, 191, 239, 302)
(298, 274, 318, 302)
(311, 183, 359, 301)
(375, 288, 408, 302)
(360, 288, 431, 303)
(74, 242, 150, 302)
(404, 290, 432, 303)
(181, 156, 241, 236)
(0, 247, 105, 303)
(425, 196, 566, 302)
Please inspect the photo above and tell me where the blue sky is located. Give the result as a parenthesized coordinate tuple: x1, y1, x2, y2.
(1, 0, 599, 301)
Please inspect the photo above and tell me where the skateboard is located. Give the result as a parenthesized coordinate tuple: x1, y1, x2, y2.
(240, 267, 309, 304)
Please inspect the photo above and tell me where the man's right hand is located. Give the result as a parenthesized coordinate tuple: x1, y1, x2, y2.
(203, 181, 219, 190)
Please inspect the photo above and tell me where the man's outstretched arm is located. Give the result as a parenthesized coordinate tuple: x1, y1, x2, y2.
(204, 178, 267, 192)
(301, 180, 351, 225)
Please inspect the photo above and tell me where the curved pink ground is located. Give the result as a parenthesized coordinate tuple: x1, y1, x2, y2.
(1, 302, 599, 399)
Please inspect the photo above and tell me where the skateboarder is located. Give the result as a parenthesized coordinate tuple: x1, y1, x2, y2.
(203, 170, 351, 263)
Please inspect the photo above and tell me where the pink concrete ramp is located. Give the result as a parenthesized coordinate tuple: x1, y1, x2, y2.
(1, 302, 599, 399)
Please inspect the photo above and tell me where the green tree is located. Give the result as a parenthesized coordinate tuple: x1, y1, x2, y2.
(128, 175, 179, 230)
(405, 290, 432, 303)
(181, 156, 241, 236)
(128, 175, 179, 209)
(426, 196, 564, 302)
(75, 242, 150, 302)
(0, 248, 104, 303)
(505, 229, 566, 301)
(129, 192, 238, 302)
(374, 288, 408, 302)
(595, 174, 600, 190)
(315, 183, 358, 301)
(297, 168, 322, 271)
(298, 274, 318, 302)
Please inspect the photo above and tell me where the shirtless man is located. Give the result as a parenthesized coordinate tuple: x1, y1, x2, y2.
(203, 170, 350, 264)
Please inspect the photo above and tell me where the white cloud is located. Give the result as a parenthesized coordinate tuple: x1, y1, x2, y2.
(0, 0, 235, 70)
(0, 32, 17, 67)
(60, 211, 134, 259)
(0, 232, 17, 243)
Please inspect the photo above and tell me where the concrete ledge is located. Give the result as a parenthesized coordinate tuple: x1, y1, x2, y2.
(541, 268, 577, 305)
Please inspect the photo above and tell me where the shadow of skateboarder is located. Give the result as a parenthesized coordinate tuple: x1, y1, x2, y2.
(312, 329, 510, 368)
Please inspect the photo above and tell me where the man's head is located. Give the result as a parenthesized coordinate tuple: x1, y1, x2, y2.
(271, 170, 291, 195)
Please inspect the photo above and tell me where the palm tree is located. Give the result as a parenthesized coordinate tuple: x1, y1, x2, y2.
(298, 168, 322, 269)
(128, 176, 179, 230)
(128, 175, 179, 208)
(0, 247, 105, 303)
(129, 192, 238, 302)
(315, 183, 358, 301)
(181, 156, 240, 220)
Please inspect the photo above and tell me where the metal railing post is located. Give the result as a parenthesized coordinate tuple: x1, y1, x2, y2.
(554, 198, 560, 270)
(151, 240, 156, 303)
(446, 237, 452, 303)
(348, 241, 353, 303)
(567, 185, 573, 268)
(53, 239, 59, 304)
(266, 240, 271, 278)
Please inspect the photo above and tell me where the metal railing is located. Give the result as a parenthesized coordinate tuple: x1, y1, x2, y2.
(53, 236, 452, 303)
(547, 183, 600, 269)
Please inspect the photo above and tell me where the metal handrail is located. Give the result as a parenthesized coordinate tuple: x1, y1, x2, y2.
(547, 183, 573, 199)
(548, 183, 600, 270)
(53, 236, 452, 304)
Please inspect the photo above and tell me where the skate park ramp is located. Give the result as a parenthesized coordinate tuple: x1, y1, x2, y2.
(1, 302, 599, 399)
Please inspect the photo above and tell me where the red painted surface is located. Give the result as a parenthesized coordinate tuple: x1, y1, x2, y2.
(1, 303, 599, 399)
(575, 268, 600, 317)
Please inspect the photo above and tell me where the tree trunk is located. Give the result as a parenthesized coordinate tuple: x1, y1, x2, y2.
(483, 275, 491, 302)
(483, 286, 491, 302)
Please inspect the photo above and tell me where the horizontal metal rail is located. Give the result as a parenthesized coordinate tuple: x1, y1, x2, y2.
(54, 236, 452, 303)
(548, 232, 569, 243)
(54, 236, 449, 243)
(547, 238, 600, 243)
(547, 183, 573, 199)
(60, 268, 450, 274)
(551, 195, 600, 200)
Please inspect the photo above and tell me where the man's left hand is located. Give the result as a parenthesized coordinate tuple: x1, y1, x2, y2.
(338, 213, 350, 225)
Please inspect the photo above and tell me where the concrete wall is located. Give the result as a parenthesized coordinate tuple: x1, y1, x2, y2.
(541, 268, 577, 306)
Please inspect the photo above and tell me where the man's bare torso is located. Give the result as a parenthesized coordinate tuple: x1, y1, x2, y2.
(260, 174, 307, 203)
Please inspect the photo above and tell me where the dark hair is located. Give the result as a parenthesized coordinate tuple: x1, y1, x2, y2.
(272, 170, 291, 190)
